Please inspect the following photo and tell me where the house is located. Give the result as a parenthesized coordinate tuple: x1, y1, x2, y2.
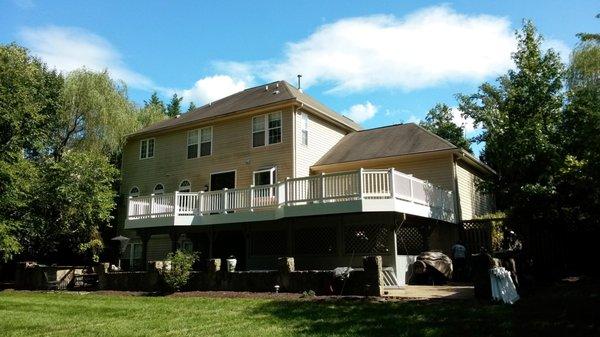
(120, 80, 495, 286)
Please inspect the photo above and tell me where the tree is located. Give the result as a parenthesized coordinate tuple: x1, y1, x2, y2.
(25, 151, 118, 261)
(558, 22, 600, 229)
(419, 103, 471, 152)
(187, 101, 197, 112)
(0, 44, 62, 261)
(457, 21, 564, 222)
(137, 103, 167, 128)
(53, 69, 139, 160)
(0, 44, 147, 263)
(144, 92, 166, 116)
(166, 93, 183, 117)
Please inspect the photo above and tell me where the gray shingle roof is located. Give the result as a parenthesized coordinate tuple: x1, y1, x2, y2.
(131, 81, 361, 137)
(314, 123, 458, 166)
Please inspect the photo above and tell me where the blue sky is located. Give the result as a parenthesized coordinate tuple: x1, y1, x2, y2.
(1, 1, 597, 142)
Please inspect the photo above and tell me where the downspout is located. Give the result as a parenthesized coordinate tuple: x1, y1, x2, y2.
(292, 104, 300, 178)
(452, 153, 464, 223)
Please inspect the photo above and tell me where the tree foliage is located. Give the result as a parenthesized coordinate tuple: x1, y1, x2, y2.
(457, 21, 564, 222)
(0, 44, 62, 262)
(0, 43, 154, 263)
(53, 69, 138, 159)
(144, 92, 166, 115)
(166, 93, 183, 117)
(24, 151, 118, 261)
(419, 103, 472, 152)
(558, 29, 600, 229)
(187, 101, 197, 112)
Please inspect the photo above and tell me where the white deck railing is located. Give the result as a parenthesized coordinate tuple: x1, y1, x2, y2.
(127, 168, 455, 221)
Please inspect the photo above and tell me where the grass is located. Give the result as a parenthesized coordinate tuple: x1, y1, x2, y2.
(0, 279, 598, 337)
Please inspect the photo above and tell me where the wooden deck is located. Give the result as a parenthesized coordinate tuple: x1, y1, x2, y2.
(382, 285, 474, 299)
(126, 168, 456, 229)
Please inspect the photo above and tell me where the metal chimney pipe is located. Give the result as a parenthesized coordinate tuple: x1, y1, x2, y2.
(297, 74, 302, 90)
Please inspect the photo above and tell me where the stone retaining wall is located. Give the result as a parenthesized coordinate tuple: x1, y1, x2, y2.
(97, 256, 384, 296)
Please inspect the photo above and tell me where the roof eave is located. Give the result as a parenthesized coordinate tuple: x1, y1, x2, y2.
(292, 100, 362, 132)
(454, 148, 497, 176)
(311, 148, 457, 170)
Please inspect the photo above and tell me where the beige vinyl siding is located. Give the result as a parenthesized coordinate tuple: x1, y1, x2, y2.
(456, 161, 494, 220)
(295, 110, 347, 177)
(312, 152, 455, 191)
(146, 234, 171, 261)
(120, 107, 294, 198)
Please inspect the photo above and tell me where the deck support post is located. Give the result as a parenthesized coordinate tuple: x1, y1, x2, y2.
(208, 227, 214, 259)
(139, 232, 151, 271)
(169, 230, 180, 253)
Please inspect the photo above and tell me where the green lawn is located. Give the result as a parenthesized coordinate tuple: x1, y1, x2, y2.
(0, 280, 598, 337)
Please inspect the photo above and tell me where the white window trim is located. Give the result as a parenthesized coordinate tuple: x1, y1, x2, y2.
(178, 179, 192, 192)
(129, 186, 140, 197)
(253, 167, 277, 186)
(181, 240, 193, 252)
(139, 138, 155, 160)
(187, 126, 213, 159)
(252, 111, 282, 148)
(301, 112, 309, 146)
(153, 183, 165, 195)
(129, 241, 142, 262)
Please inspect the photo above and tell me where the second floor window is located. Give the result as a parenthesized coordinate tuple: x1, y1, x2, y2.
(187, 127, 212, 159)
(140, 138, 154, 159)
(301, 113, 309, 146)
(252, 111, 282, 147)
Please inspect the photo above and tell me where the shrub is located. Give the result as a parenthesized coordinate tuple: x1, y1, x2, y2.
(475, 211, 507, 251)
(161, 250, 197, 291)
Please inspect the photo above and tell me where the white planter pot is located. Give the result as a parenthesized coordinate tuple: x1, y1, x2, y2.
(226, 258, 237, 272)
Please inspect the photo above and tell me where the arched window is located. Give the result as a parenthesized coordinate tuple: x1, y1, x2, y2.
(153, 183, 165, 195)
(179, 180, 191, 192)
(129, 186, 140, 197)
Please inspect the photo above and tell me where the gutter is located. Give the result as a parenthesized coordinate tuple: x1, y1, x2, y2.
(454, 149, 497, 177)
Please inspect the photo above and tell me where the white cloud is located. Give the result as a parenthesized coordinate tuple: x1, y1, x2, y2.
(450, 107, 477, 133)
(543, 38, 571, 64)
(240, 5, 519, 92)
(178, 75, 247, 104)
(19, 26, 153, 89)
(406, 115, 421, 124)
(343, 101, 378, 123)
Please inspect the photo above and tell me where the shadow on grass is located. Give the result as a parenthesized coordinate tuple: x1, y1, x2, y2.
(247, 298, 512, 337)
